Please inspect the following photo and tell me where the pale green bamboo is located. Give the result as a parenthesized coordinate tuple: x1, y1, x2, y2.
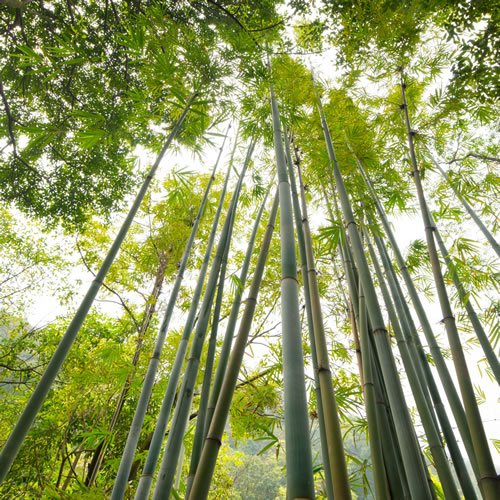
(374, 230, 478, 500)
(286, 134, 334, 500)
(186, 188, 270, 497)
(425, 148, 500, 258)
(316, 92, 432, 499)
(205, 185, 272, 435)
(0, 93, 198, 483)
(354, 153, 480, 481)
(110, 125, 230, 500)
(357, 278, 390, 499)
(430, 213, 500, 384)
(400, 73, 500, 499)
(151, 146, 248, 499)
(133, 140, 240, 500)
(270, 80, 315, 499)
(188, 189, 279, 500)
(367, 236, 460, 499)
(293, 141, 352, 499)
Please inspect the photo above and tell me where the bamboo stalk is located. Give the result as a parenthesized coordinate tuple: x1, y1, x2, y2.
(424, 148, 500, 258)
(315, 90, 432, 499)
(367, 236, 460, 499)
(430, 213, 500, 384)
(0, 93, 198, 483)
(292, 140, 352, 498)
(109, 124, 230, 500)
(269, 78, 315, 499)
(354, 152, 481, 482)
(186, 187, 270, 497)
(150, 146, 248, 499)
(187, 189, 279, 500)
(400, 72, 500, 499)
(132, 140, 245, 499)
(285, 131, 334, 500)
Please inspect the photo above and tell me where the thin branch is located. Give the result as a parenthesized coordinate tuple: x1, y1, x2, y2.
(76, 240, 140, 332)
(448, 152, 500, 165)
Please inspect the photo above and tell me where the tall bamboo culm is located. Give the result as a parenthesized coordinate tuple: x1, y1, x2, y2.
(425, 147, 500, 258)
(285, 131, 334, 500)
(354, 153, 481, 483)
(110, 125, 230, 500)
(269, 78, 315, 499)
(132, 139, 243, 499)
(429, 213, 500, 385)
(150, 147, 248, 499)
(400, 72, 500, 499)
(188, 188, 279, 500)
(366, 235, 460, 498)
(291, 139, 352, 498)
(315, 90, 433, 499)
(185, 187, 271, 496)
(0, 94, 198, 483)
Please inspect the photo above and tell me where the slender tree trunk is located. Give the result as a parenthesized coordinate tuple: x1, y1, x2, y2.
(400, 72, 499, 499)
(186, 187, 271, 496)
(109, 126, 230, 500)
(269, 78, 315, 499)
(0, 94, 198, 483)
(188, 189, 279, 500)
(367, 236, 460, 499)
(430, 213, 500, 384)
(86, 254, 168, 487)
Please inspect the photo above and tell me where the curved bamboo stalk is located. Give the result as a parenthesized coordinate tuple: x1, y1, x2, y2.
(424, 148, 500, 258)
(187, 188, 279, 500)
(292, 141, 352, 498)
(316, 91, 432, 499)
(0, 93, 198, 484)
(150, 148, 248, 499)
(400, 72, 500, 499)
(270, 80, 315, 499)
(109, 125, 230, 500)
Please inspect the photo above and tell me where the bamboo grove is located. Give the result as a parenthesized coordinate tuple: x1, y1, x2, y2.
(0, 1, 499, 499)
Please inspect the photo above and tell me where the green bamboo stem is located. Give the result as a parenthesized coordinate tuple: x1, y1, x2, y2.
(367, 236, 460, 499)
(400, 72, 500, 499)
(150, 147, 248, 499)
(270, 80, 315, 499)
(186, 188, 270, 497)
(133, 140, 242, 500)
(185, 236, 230, 499)
(0, 93, 198, 484)
(205, 184, 272, 436)
(285, 131, 334, 500)
(424, 148, 500, 258)
(430, 214, 500, 384)
(316, 92, 432, 499)
(187, 189, 279, 500)
(292, 141, 352, 498)
(373, 230, 479, 499)
(354, 153, 480, 481)
(110, 124, 230, 500)
(357, 278, 390, 499)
